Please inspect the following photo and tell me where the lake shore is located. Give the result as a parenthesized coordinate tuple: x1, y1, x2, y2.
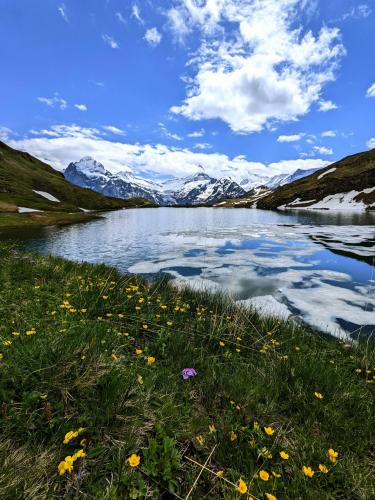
(0, 211, 102, 231)
(0, 243, 374, 499)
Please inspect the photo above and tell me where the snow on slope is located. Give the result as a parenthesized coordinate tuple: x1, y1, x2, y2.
(279, 188, 375, 211)
(32, 190, 61, 202)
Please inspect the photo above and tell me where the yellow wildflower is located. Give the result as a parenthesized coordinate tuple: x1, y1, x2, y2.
(264, 426, 275, 436)
(143, 324, 148, 329)
(302, 466, 314, 478)
(111, 353, 118, 361)
(137, 375, 143, 385)
(196, 435, 205, 446)
(272, 471, 281, 478)
(216, 470, 224, 477)
(72, 449, 86, 460)
(219, 341, 225, 347)
(314, 392, 324, 399)
(319, 464, 329, 474)
(328, 448, 338, 463)
(279, 451, 289, 460)
(230, 431, 237, 441)
(259, 470, 269, 481)
(128, 454, 141, 467)
(3, 340, 12, 347)
(236, 479, 248, 495)
(135, 349, 143, 355)
(147, 356, 155, 365)
(12, 332, 20, 337)
(265, 494, 277, 500)
(209, 424, 216, 433)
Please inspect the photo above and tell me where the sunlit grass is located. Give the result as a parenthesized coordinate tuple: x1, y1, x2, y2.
(0, 243, 374, 499)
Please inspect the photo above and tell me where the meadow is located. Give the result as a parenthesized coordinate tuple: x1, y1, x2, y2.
(0, 243, 374, 499)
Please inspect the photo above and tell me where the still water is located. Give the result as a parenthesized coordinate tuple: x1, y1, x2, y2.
(2, 208, 374, 339)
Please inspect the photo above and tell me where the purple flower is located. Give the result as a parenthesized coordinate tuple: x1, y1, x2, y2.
(181, 368, 197, 380)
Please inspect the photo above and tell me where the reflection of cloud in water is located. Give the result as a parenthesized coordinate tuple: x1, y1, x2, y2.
(17, 208, 374, 340)
(129, 225, 375, 339)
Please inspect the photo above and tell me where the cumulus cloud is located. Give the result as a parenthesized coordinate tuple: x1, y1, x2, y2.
(168, 0, 345, 134)
(102, 125, 126, 136)
(321, 130, 336, 137)
(188, 129, 205, 138)
(58, 3, 69, 23)
(102, 34, 119, 49)
(37, 94, 67, 110)
(313, 146, 333, 155)
(277, 133, 305, 143)
(193, 142, 212, 150)
(318, 100, 338, 112)
(0, 126, 12, 141)
(144, 27, 162, 47)
(74, 104, 87, 112)
(367, 138, 375, 150)
(366, 82, 375, 98)
(6, 124, 328, 180)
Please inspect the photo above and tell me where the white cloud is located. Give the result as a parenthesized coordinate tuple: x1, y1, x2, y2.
(102, 34, 119, 49)
(313, 146, 333, 155)
(321, 130, 336, 137)
(102, 125, 126, 136)
(340, 4, 372, 21)
(188, 129, 205, 138)
(0, 126, 12, 141)
(366, 82, 375, 98)
(37, 94, 67, 110)
(7, 124, 329, 180)
(158, 123, 183, 141)
(318, 100, 338, 112)
(58, 3, 69, 23)
(74, 104, 87, 112)
(193, 142, 212, 150)
(277, 133, 305, 143)
(144, 28, 162, 47)
(132, 4, 144, 24)
(367, 138, 375, 150)
(116, 12, 126, 26)
(168, 0, 345, 134)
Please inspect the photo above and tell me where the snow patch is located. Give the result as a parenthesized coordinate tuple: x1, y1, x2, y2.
(33, 190, 61, 202)
(18, 207, 43, 213)
(318, 168, 336, 180)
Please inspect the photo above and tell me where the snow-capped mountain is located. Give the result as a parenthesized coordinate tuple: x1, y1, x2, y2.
(64, 157, 164, 204)
(64, 158, 245, 205)
(265, 168, 320, 190)
(160, 172, 245, 205)
(64, 157, 324, 207)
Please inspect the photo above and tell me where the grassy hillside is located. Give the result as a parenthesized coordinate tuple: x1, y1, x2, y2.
(0, 244, 374, 499)
(257, 149, 375, 210)
(0, 141, 154, 213)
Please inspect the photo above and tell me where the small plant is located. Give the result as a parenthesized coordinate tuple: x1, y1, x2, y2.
(142, 430, 182, 494)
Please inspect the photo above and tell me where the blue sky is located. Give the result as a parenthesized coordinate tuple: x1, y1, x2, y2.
(1, 0, 374, 181)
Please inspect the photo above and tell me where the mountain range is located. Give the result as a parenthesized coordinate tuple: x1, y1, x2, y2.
(0, 141, 153, 215)
(64, 157, 321, 206)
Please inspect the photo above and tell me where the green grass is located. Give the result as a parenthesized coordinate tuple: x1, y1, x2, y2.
(0, 211, 102, 230)
(0, 141, 155, 213)
(0, 244, 374, 499)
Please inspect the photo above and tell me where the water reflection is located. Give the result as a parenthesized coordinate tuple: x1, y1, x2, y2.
(1, 208, 374, 339)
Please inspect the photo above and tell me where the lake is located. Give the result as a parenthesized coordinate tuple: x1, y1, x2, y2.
(2, 207, 374, 339)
